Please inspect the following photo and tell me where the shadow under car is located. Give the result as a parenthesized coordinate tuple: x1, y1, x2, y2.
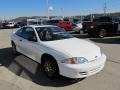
(0, 47, 84, 87)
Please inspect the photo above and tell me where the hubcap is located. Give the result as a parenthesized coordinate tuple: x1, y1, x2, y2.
(44, 61, 55, 77)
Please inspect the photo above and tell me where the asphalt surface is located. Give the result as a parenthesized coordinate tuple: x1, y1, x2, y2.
(0, 29, 120, 90)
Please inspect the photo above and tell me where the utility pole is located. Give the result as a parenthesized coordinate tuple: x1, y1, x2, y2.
(90, 12, 93, 21)
(104, 0, 107, 16)
(61, 8, 64, 19)
(46, 0, 49, 20)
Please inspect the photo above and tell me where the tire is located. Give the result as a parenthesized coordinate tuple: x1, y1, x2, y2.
(98, 29, 106, 38)
(12, 43, 19, 56)
(41, 56, 59, 79)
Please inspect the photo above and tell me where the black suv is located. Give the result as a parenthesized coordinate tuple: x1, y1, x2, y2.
(87, 16, 120, 38)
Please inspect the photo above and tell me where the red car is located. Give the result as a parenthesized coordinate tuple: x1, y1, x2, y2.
(57, 21, 75, 31)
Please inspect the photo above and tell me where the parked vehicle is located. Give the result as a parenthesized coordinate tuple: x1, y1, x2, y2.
(47, 20, 61, 26)
(6, 22, 16, 28)
(5, 21, 22, 28)
(11, 25, 106, 79)
(16, 21, 27, 28)
(1, 22, 9, 29)
(57, 21, 76, 31)
(73, 21, 83, 34)
(72, 18, 80, 24)
(87, 16, 120, 38)
(82, 19, 92, 33)
(63, 18, 70, 21)
(47, 20, 76, 31)
(27, 19, 43, 25)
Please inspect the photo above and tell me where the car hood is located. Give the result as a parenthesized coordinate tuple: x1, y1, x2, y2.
(43, 38, 101, 61)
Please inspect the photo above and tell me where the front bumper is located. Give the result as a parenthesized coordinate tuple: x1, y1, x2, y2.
(58, 54, 106, 79)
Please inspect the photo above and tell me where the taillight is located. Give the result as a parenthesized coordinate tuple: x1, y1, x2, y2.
(90, 25, 94, 28)
(90, 23, 96, 29)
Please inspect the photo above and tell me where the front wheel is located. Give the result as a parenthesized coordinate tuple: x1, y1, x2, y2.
(42, 57, 59, 79)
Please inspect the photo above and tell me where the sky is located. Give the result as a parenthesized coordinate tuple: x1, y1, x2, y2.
(0, 0, 120, 19)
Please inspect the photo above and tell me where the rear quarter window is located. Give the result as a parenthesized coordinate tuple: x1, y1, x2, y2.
(15, 28, 23, 37)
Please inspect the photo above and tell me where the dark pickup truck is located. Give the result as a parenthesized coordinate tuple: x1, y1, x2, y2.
(87, 16, 120, 38)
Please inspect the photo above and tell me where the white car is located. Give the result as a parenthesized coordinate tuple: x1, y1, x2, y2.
(73, 22, 83, 34)
(11, 25, 106, 79)
(6, 22, 16, 28)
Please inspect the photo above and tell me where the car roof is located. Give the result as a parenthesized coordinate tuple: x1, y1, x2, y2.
(26, 25, 57, 28)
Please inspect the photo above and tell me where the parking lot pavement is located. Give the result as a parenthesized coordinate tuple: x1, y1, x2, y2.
(0, 29, 120, 90)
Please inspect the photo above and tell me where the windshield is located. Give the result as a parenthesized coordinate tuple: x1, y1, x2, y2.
(36, 27, 73, 41)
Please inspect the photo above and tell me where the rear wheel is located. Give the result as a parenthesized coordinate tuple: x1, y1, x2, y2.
(42, 56, 59, 79)
(12, 42, 19, 56)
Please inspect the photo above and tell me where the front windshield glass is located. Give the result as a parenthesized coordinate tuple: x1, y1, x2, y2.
(36, 27, 73, 41)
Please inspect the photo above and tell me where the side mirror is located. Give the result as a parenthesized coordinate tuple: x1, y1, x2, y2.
(28, 37, 37, 42)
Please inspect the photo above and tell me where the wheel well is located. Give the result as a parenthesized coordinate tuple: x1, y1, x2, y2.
(41, 54, 56, 64)
(41, 53, 59, 73)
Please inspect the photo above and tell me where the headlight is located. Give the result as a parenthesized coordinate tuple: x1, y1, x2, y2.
(61, 57, 88, 64)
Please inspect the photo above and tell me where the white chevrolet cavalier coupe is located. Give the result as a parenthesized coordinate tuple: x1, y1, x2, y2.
(11, 25, 106, 79)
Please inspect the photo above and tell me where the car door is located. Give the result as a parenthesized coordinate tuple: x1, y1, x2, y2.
(19, 27, 39, 61)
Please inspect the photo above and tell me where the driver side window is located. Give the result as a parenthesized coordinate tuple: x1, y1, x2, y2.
(36, 27, 52, 41)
